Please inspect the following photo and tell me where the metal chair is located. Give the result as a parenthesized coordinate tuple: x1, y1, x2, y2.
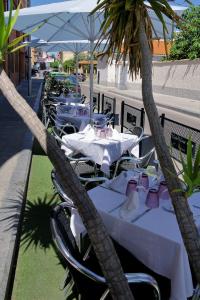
(51, 168, 108, 199)
(51, 170, 75, 206)
(52, 124, 77, 141)
(125, 126, 144, 141)
(51, 133, 98, 180)
(51, 203, 161, 300)
(113, 136, 155, 178)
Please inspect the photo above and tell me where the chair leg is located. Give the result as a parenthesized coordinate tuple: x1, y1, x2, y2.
(113, 160, 120, 178)
(100, 288, 110, 300)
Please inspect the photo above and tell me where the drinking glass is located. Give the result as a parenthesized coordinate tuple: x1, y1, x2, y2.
(140, 173, 149, 190)
(100, 128, 106, 139)
(146, 188, 159, 208)
(160, 188, 170, 201)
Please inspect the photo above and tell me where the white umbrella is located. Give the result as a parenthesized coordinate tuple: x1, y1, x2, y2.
(5, 0, 103, 116)
(5, 0, 187, 116)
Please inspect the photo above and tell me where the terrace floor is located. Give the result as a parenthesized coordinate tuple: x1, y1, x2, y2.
(11, 152, 68, 300)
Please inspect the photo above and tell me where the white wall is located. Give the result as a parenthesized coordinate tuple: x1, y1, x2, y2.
(97, 58, 200, 100)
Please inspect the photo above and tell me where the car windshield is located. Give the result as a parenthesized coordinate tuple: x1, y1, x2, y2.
(66, 75, 78, 85)
(54, 75, 66, 81)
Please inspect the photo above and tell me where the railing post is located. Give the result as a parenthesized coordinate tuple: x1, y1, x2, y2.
(101, 93, 104, 113)
(140, 108, 145, 128)
(98, 92, 100, 114)
(112, 97, 116, 128)
(160, 113, 165, 128)
(121, 101, 125, 133)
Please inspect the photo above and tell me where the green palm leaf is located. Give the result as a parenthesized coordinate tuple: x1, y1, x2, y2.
(0, 0, 6, 49)
(0, 1, 44, 64)
(92, 0, 191, 77)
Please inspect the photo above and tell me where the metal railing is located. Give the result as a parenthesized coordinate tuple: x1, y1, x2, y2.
(93, 92, 100, 113)
(121, 101, 145, 133)
(101, 94, 116, 115)
(160, 113, 200, 161)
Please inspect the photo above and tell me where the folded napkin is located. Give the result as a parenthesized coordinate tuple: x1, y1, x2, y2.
(119, 191, 140, 221)
(81, 124, 92, 133)
(111, 129, 120, 140)
(80, 127, 95, 141)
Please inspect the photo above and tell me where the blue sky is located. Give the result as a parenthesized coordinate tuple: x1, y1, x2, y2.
(31, 0, 200, 7)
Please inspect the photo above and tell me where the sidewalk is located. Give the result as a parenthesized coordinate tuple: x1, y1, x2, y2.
(0, 79, 42, 300)
(81, 82, 200, 119)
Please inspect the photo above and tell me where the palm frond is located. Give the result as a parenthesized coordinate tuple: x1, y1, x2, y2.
(92, 0, 191, 77)
(0, 0, 44, 64)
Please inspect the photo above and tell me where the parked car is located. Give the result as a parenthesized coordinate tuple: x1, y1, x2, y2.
(49, 72, 81, 94)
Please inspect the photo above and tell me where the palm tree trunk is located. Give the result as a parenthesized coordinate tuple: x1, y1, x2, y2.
(138, 21, 200, 283)
(0, 66, 134, 300)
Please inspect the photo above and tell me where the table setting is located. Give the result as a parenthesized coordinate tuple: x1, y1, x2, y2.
(70, 167, 200, 300)
(61, 125, 139, 175)
(55, 105, 108, 131)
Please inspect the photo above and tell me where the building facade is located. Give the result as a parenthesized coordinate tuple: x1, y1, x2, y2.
(3, 0, 28, 86)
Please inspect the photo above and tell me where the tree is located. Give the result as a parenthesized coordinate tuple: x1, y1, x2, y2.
(168, 5, 200, 60)
(0, 1, 134, 299)
(93, 0, 200, 284)
(63, 58, 75, 72)
(50, 60, 60, 69)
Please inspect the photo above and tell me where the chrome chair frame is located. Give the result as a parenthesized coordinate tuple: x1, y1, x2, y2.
(113, 144, 155, 178)
(124, 126, 144, 141)
(51, 203, 161, 300)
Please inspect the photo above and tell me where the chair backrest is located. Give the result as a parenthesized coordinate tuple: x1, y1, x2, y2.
(51, 170, 75, 207)
(126, 126, 144, 146)
(138, 135, 155, 163)
(51, 204, 161, 300)
(52, 124, 76, 141)
(51, 204, 106, 299)
(137, 147, 155, 168)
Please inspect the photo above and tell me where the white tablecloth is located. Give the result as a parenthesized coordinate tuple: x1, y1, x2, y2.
(71, 186, 200, 300)
(61, 129, 139, 175)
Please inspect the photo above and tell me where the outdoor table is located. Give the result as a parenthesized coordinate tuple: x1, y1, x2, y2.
(61, 128, 139, 175)
(55, 103, 92, 130)
(70, 180, 200, 300)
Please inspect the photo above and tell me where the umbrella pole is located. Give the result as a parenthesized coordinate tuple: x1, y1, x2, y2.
(89, 15, 95, 121)
(28, 45, 32, 96)
(75, 46, 79, 95)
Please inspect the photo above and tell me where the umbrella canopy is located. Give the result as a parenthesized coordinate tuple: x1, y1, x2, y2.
(31, 40, 97, 53)
(5, 0, 187, 41)
(5, 0, 102, 42)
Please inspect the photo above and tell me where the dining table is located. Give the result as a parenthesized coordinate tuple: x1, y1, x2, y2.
(55, 104, 107, 131)
(70, 171, 200, 300)
(61, 127, 139, 175)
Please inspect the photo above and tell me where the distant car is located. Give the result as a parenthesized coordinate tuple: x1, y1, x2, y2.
(73, 72, 86, 82)
(66, 75, 81, 94)
(49, 72, 81, 94)
(49, 72, 68, 81)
